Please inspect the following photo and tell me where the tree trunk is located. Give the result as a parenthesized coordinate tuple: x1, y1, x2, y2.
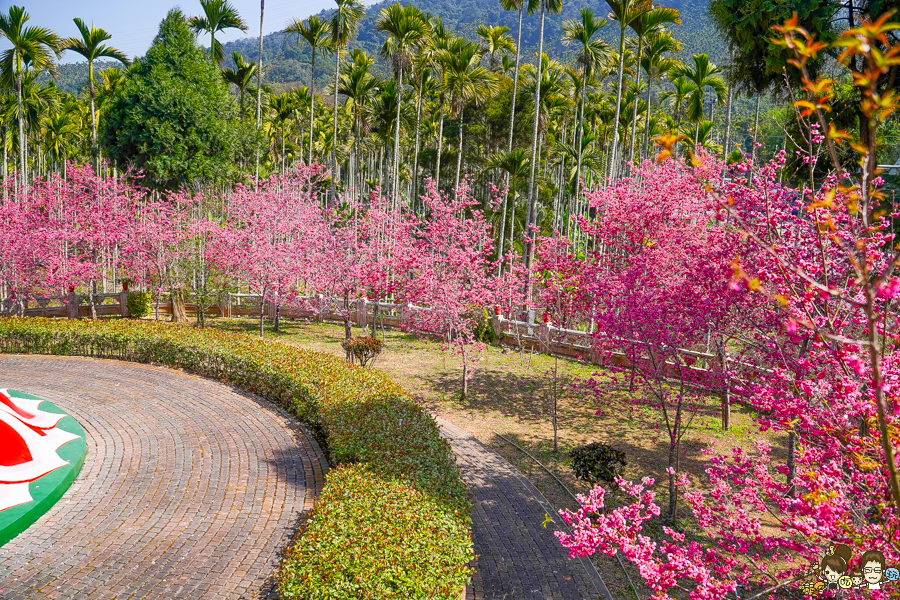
(722, 49, 734, 163)
(308, 50, 316, 164)
(752, 95, 761, 163)
(523, 5, 546, 304)
(436, 96, 445, 189)
(332, 40, 342, 182)
(259, 287, 267, 337)
(629, 35, 644, 164)
(255, 0, 265, 186)
(461, 342, 468, 401)
(455, 112, 464, 190)
(608, 24, 627, 182)
(171, 289, 187, 323)
(508, 5, 523, 154)
(412, 73, 425, 210)
(343, 290, 352, 340)
(392, 65, 404, 208)
(787, 428, 796, 498)
(574, 79, 586, 202)
(643, 75, 654, 161)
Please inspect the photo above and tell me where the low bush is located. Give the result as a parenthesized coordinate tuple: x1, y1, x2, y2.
(279, 464, 472, 599)
(569, 442, 627, 486)
(126, 292, 152, 319)
(340, 336, 384, 367)
(0, 318, 473, 598)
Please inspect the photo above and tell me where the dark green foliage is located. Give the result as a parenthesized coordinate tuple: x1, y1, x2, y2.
(341, 335, 384, 367)
(570, 442, 626, 486)
(708, 0, 900, 98)
(99, 9, 238, 190)
(126, 292, 151, 319)
(472, 308, 499, 344)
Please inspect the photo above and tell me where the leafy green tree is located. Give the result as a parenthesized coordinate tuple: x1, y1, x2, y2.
(188, 0, 248, 67)
(100, 8, 238, 190)
(61, 18, 130, 170)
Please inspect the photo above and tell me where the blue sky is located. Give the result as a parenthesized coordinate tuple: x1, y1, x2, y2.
(0, 0, 344, 64)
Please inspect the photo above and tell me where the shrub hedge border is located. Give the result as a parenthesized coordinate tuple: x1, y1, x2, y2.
(0, 318, 473, 598)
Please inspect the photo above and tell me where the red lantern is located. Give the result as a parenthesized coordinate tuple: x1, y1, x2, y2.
(494, 305, 502, 316)
(122, 281, 129, 292)
(543, 311, 551, 323)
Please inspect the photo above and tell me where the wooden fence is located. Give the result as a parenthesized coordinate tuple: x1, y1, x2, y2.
(4, 291, 734, 378)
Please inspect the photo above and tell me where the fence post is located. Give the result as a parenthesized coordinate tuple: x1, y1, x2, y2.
(540, 320, 551, 350)
(316, 294, 324, 323)
(356, 296, 367, 328)
(120, 290, 130, 317)
(66, 291, 79, 319)
(491, 306, 503, 339)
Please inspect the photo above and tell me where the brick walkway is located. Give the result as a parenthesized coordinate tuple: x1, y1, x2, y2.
(0, 356, 327, 600)
(438, 418, 612, 600)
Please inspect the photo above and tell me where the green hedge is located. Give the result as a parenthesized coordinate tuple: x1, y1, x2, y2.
(0, 318, 473, 598)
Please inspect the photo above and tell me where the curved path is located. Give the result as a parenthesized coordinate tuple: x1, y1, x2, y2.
(438, 418, 613, 600)
(0, 356, 327, 600)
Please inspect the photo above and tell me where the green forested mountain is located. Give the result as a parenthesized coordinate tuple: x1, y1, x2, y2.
(219, 0, 724, 89)
(50, 0, 723, 95)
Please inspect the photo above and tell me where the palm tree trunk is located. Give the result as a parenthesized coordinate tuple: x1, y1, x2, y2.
(455, 111, 464, 190)
(608, 24, 627, 182)
(16, 69, 25, 191)
(723, 75, 734, 167)
(308, 53, 318, 164)
(574, 79, 586, 201)
(89, 60, 98, 172)
(392, 66, 404, 208)
(508, 5, 523, 154)
(255, 0, 265, 187)
(497, 181, 509, 268)
(629, 36, 644, 164)
(752, 94, 761, 163)
(523, 4, 546, 303)
(332, 42, 342, 183)
(412, 73, 425, 210)
(643, 76, 654, 161)
(436, 95, 445, 188)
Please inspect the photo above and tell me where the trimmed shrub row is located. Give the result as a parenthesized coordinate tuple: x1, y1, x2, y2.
(0, 318, 473, 599)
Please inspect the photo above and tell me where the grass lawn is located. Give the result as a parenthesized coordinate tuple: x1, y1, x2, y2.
(203, 315, 787, 600)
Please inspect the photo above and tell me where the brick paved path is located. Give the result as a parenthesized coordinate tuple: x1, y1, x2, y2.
(0, 356, 327, 600)
(438, 418, 612, 600)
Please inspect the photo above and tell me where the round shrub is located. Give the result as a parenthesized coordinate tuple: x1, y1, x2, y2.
(569, 442, 627, 486)
(126, 292, 152, 319)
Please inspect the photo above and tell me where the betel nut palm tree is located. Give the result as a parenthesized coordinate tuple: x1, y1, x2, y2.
(329, 0, 365, 180)
(562, 8, 612, 200)
(674, 53, 727, 147)
(605, 0, 649, 180)
(222, 51, 257, 119)
(286, 15, 331, 165)
(188, 0, 248, 67)
(376, 3, 428, 207)
(61, 18, 130, 171)
(523, 0, 563, 303)
(476, 24, 515, 71)
(0, 5, 60, 185)
(437, 37, 499, 190)
(627, 4, 680, 162)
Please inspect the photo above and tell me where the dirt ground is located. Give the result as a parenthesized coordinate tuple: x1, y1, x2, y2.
(205, 316, 787, 600)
